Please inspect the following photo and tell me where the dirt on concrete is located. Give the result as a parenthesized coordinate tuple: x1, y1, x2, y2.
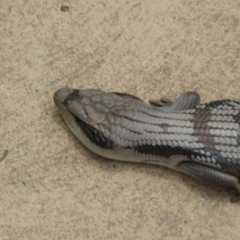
(1, 0, 240, 239)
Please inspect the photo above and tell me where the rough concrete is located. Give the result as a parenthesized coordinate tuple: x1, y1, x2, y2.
(1, 0, 240, 239)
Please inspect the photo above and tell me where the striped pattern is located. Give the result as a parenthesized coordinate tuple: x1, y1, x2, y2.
(54, 88, 240, 200)
(55, 88, 240, 175)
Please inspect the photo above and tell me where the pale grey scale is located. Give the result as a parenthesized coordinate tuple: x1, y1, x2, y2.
(233, 110, 240, 115)
(167, 126, 194, 134)
(122, 139, 133, 148)
(223, 152, 236, 159)
(196, 104, 206, 109)
(183, 113, 195, 120)
(190, 141, 200, 149)
(181, 134, 198, 143)
(140, 111, 157, 125)
(109, 131, 117, 143)
(144, 123, 164, 133)
(221, 122, 236, 130)
(226, 137, 238, 146)
(178, 141, 186, 148)
(220, 151, 227, 158)
(207, 121, 233, 129)
(111, 106, 126, 115)
(210, 128, 238, 137)
(120, 120, 141, 133)
(118, 129, 133, 141)
(228, 152, 240, 159)
(168, 113, 180, 119)
(193, 142, 204, 148)
(213, 136, 232, 145)
(210, 109, 218, 114)
(193, 156, 219, 168)
(184, 133, 198, 142)
(78, 96, 91, 106)
(209, 115, 218, 121)
(115, 135, 123, 146)
(227, 109, 237, 115)
(226, 129, 238, 137)
(121, 110, 141, 121)
(135, 110, 150, 121)
(137, 110, 156, 123)
(168, 135, 178, 142)
(233, 105, 240, 110)
(116, 118, 130, 128)
(169, 140, 177, 147)
(125, 129, 140, 141)
(120, 139, 129, 147)
(182, 127, 194, 135)
(106, 113, 115, 124)
(143, 132, 160, 141)
(215, 144, 232, 153)
(229, 122, 240, 130)
(162, 140, 168, 145)
(221, 115, 234, 122)
(113, 115, 122, 125)
(175, 113, 191, 120)
(207, 122, 221, 128)
(127, 121, 136, 131)
(150, 116, 162, 125)
(118, 109, 184, 127)
(219, 105, 229, 110)
(94, 103, 111, 113)
(71, 105, 88, 121)
(219, 115, 234, 122)
(217, 101, 240, 109)
(186, 119, 197, 127)
(119, 109, 133, 118)
(139, 108, 161, 120)
(227, 115, 237, 122)
(90, 94, 101, 103)
(158, 133, 167, 141)
(128, 101, 148, 112)
(113, 125, 122, 135)
(220, 109, 238, 115)
(81, 89, 95, 97)
(146, 139, 152, 145)
(102, 97, 116, 108)
(206, 151, 211, 156)
(151, 139, 157, 146)
(159, 134, 167, 141)
(96, 123, 108, 136)
(119, 127, 127, 139)
(227, 145, 239, 153)
(185, 109, 196, 114)
(134, 122, 149, 133)
(177, 120, 193, 127)
(96, 112, 109, 123)
(159, 112, 169, 119)
(232, 152, 240, 159)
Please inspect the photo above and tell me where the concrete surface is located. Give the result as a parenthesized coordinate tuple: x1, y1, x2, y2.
(1, 0, 240, 239)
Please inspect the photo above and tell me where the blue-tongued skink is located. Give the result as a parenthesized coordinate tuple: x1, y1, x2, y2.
(54, 88, 240, 201)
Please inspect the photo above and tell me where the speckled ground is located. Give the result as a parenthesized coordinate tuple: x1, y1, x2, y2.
(1, 0, 240, 239)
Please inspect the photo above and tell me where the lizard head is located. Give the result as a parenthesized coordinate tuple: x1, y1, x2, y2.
(53, 87, 115, 151)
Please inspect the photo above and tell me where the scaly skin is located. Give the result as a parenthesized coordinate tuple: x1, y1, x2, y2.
(54, 87, 240, 201)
